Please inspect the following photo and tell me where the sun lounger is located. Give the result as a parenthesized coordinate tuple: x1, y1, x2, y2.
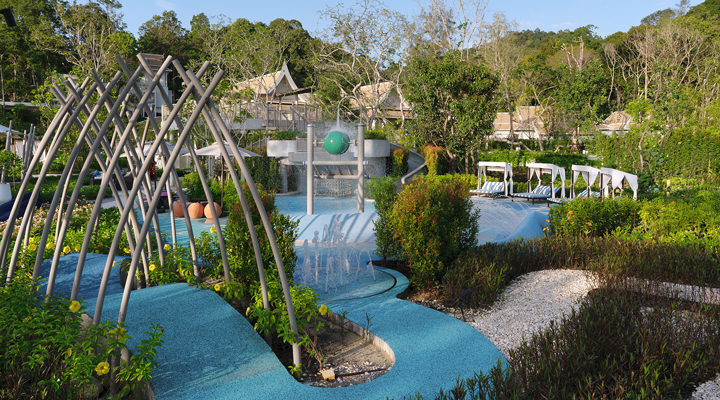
(546, 188, 599, 206)
(511, 185, 560, 204)
(470, 181, 505, 197)
(474, 162, 513, 197)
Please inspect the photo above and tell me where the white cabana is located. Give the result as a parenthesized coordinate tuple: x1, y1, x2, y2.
(474, 161, 513, 196)
(600, 167, 638, 200)
(526, 162, 566, 199)
(570, 165, 601, 198)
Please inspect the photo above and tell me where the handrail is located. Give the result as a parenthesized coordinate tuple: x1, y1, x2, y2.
(401, 160, 426, 185)
(389, 143, 426, 187)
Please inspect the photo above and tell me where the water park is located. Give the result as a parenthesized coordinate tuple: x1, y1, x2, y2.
(2, 49, 720, 400)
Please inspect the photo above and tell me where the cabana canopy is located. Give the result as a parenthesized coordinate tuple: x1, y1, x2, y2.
(195, 141, 261, 158)
(600, 167, 638, 200)
(526, 162, 565, 199)
(475, 161, 513, 196)
(570, 165, 601, 198)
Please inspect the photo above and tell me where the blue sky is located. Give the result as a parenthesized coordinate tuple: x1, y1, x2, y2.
(120, 0, 703, 39)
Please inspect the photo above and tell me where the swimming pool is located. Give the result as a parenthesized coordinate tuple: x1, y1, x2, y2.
(146, 194, 546, 248)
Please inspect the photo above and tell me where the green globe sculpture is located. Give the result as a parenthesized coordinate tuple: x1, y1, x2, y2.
(324, 131, 350, 155)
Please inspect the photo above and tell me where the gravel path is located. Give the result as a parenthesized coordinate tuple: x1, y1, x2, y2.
(465, 269, 719, 400)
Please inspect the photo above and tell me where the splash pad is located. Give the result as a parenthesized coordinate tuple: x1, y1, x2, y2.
(294, 215, 395, 301)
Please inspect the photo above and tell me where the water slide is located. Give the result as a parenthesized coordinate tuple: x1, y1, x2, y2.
(389, 143, 426, 186)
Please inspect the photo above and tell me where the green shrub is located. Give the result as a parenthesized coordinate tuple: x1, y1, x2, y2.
(510, 290, 720, 399)
(0, 150, 20, 183)
(219, 187, 297, 302)
(444, 236, 720, 309)
(364, 128, 388, 140)
(181, 172, 208, 199)
(391, 147, 409, 178)
(367, 176, 399, 259)
(389, 175, 479, 289)
(273, 130, 302, 140)
(636, 191, 720, 244)
(423, 145, 445, 177)
(0, 275, 163, 399)
(245, 146, 281, 192)
(549, 197, 641, 237)
(245, 275, 327, 374)
(434, 173, 477, 192)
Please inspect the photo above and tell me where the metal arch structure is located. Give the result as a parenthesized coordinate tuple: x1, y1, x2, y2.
(0, 54, 301, 366)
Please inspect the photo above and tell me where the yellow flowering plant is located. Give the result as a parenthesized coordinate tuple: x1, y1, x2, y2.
(0, 275, 164, 399)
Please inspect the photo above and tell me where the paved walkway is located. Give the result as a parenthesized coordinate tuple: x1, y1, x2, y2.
(81, 267, 505, 400)
(43, 253, 505, 399)
(56, 195, 547, 399)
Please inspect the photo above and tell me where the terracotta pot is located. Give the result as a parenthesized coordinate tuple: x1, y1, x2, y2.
(172, 201, 186, 218)
(204, 202, 222, 219)
(187, 202, 205, 219)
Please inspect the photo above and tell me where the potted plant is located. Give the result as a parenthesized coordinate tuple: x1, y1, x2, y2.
(0, 149, 19, 203)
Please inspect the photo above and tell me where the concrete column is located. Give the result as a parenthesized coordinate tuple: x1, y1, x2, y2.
(307, 124, 314, 215)
(357, 123, 364, 213)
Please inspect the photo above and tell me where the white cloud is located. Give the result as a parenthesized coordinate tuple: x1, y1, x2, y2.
(155, 0, 175, 11)
(550, 22, 578, 30)
(517, 20, 538, 29)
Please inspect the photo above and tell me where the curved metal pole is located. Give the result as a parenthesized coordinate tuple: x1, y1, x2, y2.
(3, 81, 99, 284)
(173, 60, 270, 314)
(36, 72, 126, 297)
(113, 70, 223, 325)
(183, 67, 302, 367)
(54, 73, 153, 298)
(118, 55, 199, 276)
(0, 88, 79, 281)
(90, 55, 180, 322)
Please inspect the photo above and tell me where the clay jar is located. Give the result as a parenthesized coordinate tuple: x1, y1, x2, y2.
(172, 201, 186, 218)
(187, 202, 204, 219)
(204, 202, 222, 218)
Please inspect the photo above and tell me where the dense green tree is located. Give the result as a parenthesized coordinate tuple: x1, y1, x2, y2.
(404, 52, 498, 172)
(35, 0, 135, 80)
(0, 0, 66, 103)
(553, 59, 609, 150)
(138, 11, 190, 97)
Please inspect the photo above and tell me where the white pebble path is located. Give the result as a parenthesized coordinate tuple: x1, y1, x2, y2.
(466, 269, 719, 400)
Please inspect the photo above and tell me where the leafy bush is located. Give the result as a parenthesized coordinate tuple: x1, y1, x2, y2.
(0, 275, 163, 399)
(548, 190, 720, 249)
(245, 146, 281, 193)
(423, 145, 446, 176)
(220, 186, 298, 302)
(414, 288, 720, 400)
(367, 176, 399, 259)
(548, 197, 641, 237)
(391, 147, 409, 178)
(389, 175, 479, 289)
(245, 275, 327, 374)
(509, 290, 720, 399)
(0, 150, 20, 183)
(434, 173, 477, 192)
(273, 130, 303, 140)
(364, 128, 388, 140)
(2, 203, 130, 280)
(10, 176, 112, 204)
(182, 172, 222, 202)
